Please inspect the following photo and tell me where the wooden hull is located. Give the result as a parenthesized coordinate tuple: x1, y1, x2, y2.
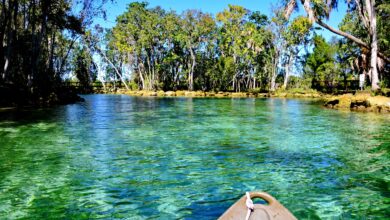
(219, 192, 297, 220)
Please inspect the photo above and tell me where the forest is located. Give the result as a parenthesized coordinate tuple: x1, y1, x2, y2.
(0, 0, 389, 105)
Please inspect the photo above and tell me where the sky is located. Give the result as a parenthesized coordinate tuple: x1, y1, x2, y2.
(96, 0, 349, 41)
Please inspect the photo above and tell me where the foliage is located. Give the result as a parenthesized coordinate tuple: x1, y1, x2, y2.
(2, 0, 390, 105)
(284, 0, 389, 90)
(305, 35, 338, 81)
(0, 0, 107, 105)
(107, 3, 272, 92)
(73, 46, 97, 93)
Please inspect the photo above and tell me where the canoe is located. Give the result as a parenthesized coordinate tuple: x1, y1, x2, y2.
(219, 192, 297, 220)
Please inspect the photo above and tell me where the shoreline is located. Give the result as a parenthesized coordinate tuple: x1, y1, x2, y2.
(323, 92, 390, 113)
(114, 89, 323, 99)
(112, 89, 390, 113)
(3, 90, 389, 114)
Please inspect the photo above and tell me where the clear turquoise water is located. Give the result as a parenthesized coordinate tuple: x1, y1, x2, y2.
(0, 95, 389, 219)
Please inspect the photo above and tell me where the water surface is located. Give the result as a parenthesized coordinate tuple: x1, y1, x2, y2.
(0, 95, 389, 219)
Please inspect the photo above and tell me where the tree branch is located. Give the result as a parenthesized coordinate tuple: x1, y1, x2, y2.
(285, 0, 297, 19)
(303, 0, 315, 23)
(316, 19, 390, 63)
(354, 0, 370, 30)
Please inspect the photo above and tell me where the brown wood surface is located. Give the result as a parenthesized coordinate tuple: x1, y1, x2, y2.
(219, 192, 297, 220)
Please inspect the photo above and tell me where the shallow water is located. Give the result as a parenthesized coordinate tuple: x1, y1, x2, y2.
(0, 95, 389, 219)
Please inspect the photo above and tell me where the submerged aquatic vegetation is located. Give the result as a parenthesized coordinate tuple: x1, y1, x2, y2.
(0, 95, 389, 219)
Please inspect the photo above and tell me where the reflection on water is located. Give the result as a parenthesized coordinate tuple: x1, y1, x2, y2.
(0, 95, 389, 219)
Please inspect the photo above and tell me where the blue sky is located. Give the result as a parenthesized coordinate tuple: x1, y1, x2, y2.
(96, 0, 348, 41)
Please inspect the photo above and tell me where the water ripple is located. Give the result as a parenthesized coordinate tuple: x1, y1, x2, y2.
(0, 95, 389, 219)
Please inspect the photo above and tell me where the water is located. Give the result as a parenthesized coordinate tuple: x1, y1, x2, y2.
(0, 95, 389, 219)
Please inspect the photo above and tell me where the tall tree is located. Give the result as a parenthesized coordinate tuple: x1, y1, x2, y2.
(217, 5, 247, 91)
(282, 16, 312, 88)
(284, 0, 388, 90)
(180, 10, 215, 91)
(268, 7, 289, 91)
(305, 35, 338, 84)
(218, 9, 267, 91)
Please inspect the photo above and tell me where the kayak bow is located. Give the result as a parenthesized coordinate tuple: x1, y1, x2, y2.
(219, 192, 296, 220)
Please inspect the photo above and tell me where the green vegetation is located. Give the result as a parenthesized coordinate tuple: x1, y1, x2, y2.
(0, 0, 389, 106)
(1, 96, 389, 218)
(0, 0, 106, 106)
(92, 1, 390, 94)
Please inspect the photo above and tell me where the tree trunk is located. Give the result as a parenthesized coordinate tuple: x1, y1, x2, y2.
(58, 36, 78, 76)
(173, 63, 180, 90)
(283, 52, 293, 89)
(188, 47, 196, 91)
(49, 30, 56, 72)
(270, 68, 277, 91)
(146, 53, 153, 90)
(138, 62, 145, 90)
(270, 53, 278, 91)
(151, 58, 156, 90)
(288, 0, 390, 63)
(4, 0, 15, 79)
(369, 0, 379, 90)
(233, 54, 237, 91)
(0, 0, 7, 81)
(28, 0, 36, 89)
(99, 50, 129, 90)
(95, 63, 107, 92)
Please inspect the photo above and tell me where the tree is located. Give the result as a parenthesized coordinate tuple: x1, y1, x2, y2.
(268, 7, 289, 91)
(283, 0, 388, 90)
(104, 3, 274, 93)
(216, 5, 269, 92)
(110, 2, 175, 91)
(305, 35, 341, 90)
(73, 46, 96, 93)
(160, 11, 184, 90)
(282, 16, 312, 89)
(0, 0, 109, 105)
(180, 10, 215, 91)
(216, 5, 248, 92)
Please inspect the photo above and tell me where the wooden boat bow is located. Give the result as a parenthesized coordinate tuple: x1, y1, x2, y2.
(218, 192, 297, 220)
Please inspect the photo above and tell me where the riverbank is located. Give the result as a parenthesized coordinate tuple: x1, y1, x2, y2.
(116, 89, 323, 99)
(0, 86, 84, 108)
(324, 92, 390, 113)
(115, 89, 390, 113)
